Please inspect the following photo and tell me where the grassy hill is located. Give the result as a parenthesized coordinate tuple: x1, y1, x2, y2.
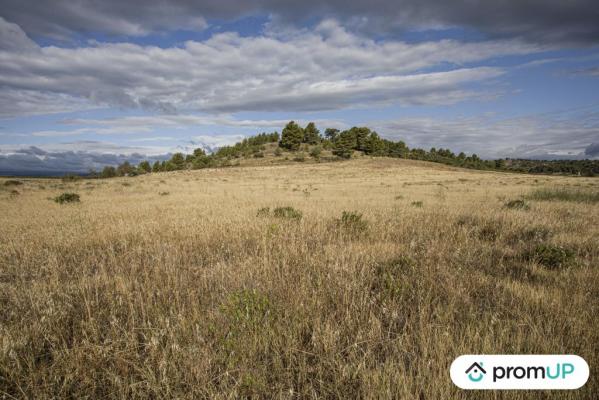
(1, 158, 598, 398)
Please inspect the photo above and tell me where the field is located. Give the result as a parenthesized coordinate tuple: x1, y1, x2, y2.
(1, 158, 598, 399)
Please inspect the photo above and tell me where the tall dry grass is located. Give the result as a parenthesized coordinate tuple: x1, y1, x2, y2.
(1, 158, 598, 399)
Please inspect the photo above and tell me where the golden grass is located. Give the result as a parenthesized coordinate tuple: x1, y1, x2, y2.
(1, 158, 598, 399)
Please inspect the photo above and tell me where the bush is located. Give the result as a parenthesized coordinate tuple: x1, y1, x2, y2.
(54, 192, 80, 204)
(504, 199, 530, 210)
(273, 206, 302, 220)
(411, 201, 423, 207)
(274, 147, 283, 157)
(335, 211, 368, 234)
(309, 146, 322, 158)
(3, 180, 22, 186)
(528, 244, 575, 269)
(253, 152, 265, 158)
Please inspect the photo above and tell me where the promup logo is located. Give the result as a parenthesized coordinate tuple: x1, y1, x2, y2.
(465, 362, 486, 382)
(451, 355, 589, 390)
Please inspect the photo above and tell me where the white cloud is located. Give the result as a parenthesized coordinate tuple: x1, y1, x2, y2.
(374, 105, 599, 159)
(0, 17, 541, 118)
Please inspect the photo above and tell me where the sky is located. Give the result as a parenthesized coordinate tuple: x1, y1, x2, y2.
(0, 0, 598, 174)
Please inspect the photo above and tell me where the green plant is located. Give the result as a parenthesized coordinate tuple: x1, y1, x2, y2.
(309, 146, 322, 158)
(54, 192, 80, 204)
(4, 180, 23, 186)
(411, 201, 423, 207)
(273, 206, 302, 220)
(274, 147, 283, 157)
(335, 211, 368, 234)
(529, 244, 575, 269)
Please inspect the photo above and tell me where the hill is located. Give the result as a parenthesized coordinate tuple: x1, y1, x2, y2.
(91, 122, 599, 179)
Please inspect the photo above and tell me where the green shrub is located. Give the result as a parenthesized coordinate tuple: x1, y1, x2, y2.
(3, 180, 22, 186)
(309, 146, 322, 158)
(253, 152, 265, 158)
(222, 289, 271, 333)
(528, 188, 599, 203)
(273, 206, 302, 220)
(54, 192, 80, 204)
(274, 147, 283, 157)
(529, 244, 575, 269)
(335, 211, 368, 234)
(504, 199, 530, 210)
(411, 201, 423, 207)
(158, 191, 170, 196)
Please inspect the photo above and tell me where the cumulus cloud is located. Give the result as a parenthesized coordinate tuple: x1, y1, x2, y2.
(0, 17, 539, 117)
(374, 106, 599, 159)
(0, 0, 597, 44)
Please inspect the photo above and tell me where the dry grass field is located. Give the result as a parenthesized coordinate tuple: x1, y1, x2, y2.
(1, 158, 598, 399)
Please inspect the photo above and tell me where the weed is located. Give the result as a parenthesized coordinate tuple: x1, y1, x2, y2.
(54, 192, 80, 204)
(528, 244, 576, 269)
(335, 211, 368, 234)
(158, 191, 170, 196)
(273, 206, 302, 220)
(411, 201, 423, 207)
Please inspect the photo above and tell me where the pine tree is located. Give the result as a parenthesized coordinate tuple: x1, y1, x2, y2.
(280, 121, 303, 151)
(303, 122, 320, 144)
(332, 130, 356, 159)
(138, 160, 151, 173)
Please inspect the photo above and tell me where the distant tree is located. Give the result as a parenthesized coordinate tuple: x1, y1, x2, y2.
(138, 160, 152, 173)
(324, 128, 340, 141)
(280, 121, 304, 151)
(101, 166, 117, 178)
(303, 122, 320, 144)
(116, 161, 134, 176)
(364, 131, 384, 155)
(332, 130, 356, 159)
(350, 127, 371, 152)
(193, 148, 206, 158)
(170, 153, 186, 170)
(152, 161, 162, 172)
(192, 155, 215, 169)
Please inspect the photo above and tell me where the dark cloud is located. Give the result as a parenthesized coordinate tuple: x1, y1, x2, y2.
(1, 0, 597, 44)
(585, 142, 599, 157)
(0, 143, 170, 175)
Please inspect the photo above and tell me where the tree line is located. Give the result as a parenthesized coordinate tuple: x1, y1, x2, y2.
(92, 121, 599, 178)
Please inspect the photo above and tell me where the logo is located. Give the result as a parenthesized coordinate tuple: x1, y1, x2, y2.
(465, 362, 486, 382)
(450, 355, 589, 390)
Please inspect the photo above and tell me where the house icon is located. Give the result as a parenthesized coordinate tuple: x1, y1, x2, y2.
(465, 362, 487, 382)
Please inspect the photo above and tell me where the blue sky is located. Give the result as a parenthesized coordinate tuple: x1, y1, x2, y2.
(0, 0, 598, 173)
